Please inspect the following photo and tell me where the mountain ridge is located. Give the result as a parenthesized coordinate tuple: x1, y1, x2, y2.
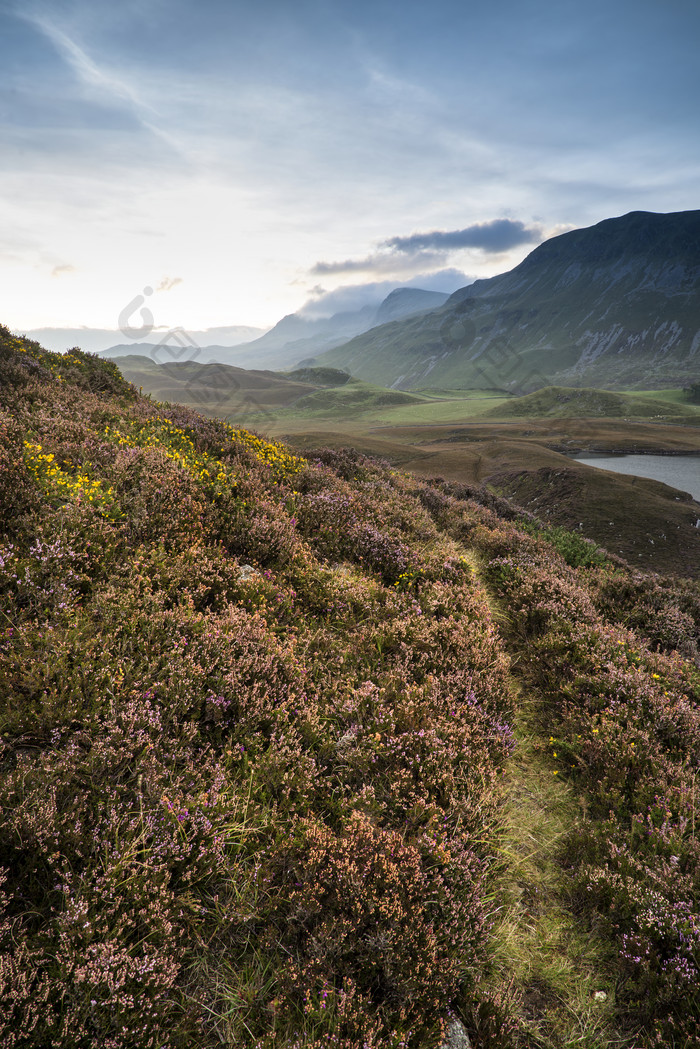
(17, 324, 267, 355)
(309, 210, 700, 391)
(89, 286, 451, 373)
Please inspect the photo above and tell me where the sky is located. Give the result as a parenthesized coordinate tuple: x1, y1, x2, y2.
(2, 0, 699, 336)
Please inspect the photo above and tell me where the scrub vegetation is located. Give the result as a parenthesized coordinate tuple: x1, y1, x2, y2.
(2, 326, 700, 1048)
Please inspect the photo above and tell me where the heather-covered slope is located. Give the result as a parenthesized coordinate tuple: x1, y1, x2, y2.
(2, 327, 700, 1048)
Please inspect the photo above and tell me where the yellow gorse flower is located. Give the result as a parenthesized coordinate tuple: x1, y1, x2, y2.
(103, 416, 304, 491)
(23, 440, 121, 520)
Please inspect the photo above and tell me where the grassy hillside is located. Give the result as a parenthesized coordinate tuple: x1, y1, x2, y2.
(110, 356, 424, 422)
(271, 389, 513, 428)
(2, 326, 700, 1048)
(110, 355, 325, 413)
(481, 385, 700, 419)
(279, 378, 423, 415)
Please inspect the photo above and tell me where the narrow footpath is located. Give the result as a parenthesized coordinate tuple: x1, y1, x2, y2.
(468, 551, 628, 1049)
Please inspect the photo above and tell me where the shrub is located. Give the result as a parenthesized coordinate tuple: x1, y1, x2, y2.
(264, 813, 489, 1041)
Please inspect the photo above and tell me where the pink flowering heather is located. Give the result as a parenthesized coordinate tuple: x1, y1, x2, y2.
(1, 326, 700, 1047)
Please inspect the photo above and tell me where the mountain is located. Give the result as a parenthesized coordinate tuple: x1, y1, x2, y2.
(96, 342, 275, 368)
(312, 211, 700, 391)
(234, 303, 379, 366)
(18, 324, 266, 355)
(222, 287, 450, 370)
(373, 287, 449, 325)
(87, 287, 448, 373)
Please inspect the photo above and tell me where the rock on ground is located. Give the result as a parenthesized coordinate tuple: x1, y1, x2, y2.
(439, 1017, 472, 1049)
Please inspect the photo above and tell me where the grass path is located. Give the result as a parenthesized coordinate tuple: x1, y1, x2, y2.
(488, 690, 623, 1048)
(466, 552, 629, 1048)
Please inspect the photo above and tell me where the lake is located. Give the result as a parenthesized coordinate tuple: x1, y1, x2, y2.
(573, 454, 700, 502)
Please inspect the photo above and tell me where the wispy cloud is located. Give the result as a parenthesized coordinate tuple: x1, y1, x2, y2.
(51, 263, 76, 278)
(4, 0, 699, 332)
(157, 276, 183, 292)
(18, 9, 185, 154)
(23, 13, 151, 112)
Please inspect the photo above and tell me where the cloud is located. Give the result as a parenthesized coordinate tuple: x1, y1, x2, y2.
(310, 251, 444, 278)
(51, 263, 76, 278)
(383, 219, 544, 254)
(17, 10, 183, 155)
(298, 269, 472, 319)
(401, 267, 473, 294)
(157, 276, 183, 292)
(22, 13, 150, 112)
(310, 219, 545, 279)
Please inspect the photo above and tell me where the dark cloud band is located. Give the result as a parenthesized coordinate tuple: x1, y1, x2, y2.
(310, 219, 544, 278)
(382, 219, 543, 254)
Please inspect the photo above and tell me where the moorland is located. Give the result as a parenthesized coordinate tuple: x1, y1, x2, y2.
(109, 354, 700, 580)
(2, 327, 700, 1049)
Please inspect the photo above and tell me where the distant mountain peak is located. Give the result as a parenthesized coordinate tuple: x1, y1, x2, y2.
(374, 287, 449, 325)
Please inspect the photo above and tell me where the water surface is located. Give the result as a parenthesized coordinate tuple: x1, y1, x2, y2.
(574, 454, 700, 502)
